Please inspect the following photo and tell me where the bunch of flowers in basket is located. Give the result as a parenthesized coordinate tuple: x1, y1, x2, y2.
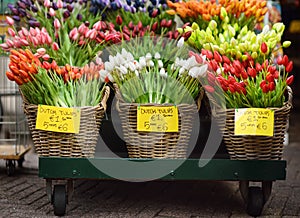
(201, 40, 294, 109)
(167, 0, 267, 30)
(100, 37, 208, 105)
(167, 0, 286, 62)
(6, 48, 106, 107)
(2, 0, 121, 67)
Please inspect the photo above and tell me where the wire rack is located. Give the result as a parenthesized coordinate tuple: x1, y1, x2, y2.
(0, 2, 31, 175)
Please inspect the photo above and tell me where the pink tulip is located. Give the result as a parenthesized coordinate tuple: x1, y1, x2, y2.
(85, 29, 92, 38)
(7, 28, 15, 37)
(93, 21, 102, 31)
(21, 27, 29, 36)
(34, 53, 42, 58)
(18, 30, 25, 39)
(32, 37, 39, 46)
(69, 27, 78, 38)
(42, 54, 50, 60)
(46, 34, 52, 44)
(0, 43, 9, 50)
(44, 0, 50, 7)
(71, 32, 79, 41)
(89, 29, 97, 40)
(13, 39, 21, 47)
(29, 27, 37, 36)
(52, 42, 59, 50)
(5, 39, 14, 47)
(78, 23, 88, 35)
(49, 8, 56, 16)
(27, 35, 34, 44)
(41, 27, 47, 34)
(40, 32, 47, 44)
(37, 48, 46, 55)
(20, 39, 29, 46)
(54, 18, 61, 30)
(6, 16, 14, 26)
(57, 0, 63, 8)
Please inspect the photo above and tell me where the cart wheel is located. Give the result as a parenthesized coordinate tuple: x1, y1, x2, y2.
(18, 157, 25, 168)
(6, 160, 16, 176)
(52, 185, 67, 216)
(246, 187, 264, 217)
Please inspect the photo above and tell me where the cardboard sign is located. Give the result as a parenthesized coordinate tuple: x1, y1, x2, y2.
(234, 108, 274, 136)
(137, 106, 178, 132)
(35, 105, 81, 133)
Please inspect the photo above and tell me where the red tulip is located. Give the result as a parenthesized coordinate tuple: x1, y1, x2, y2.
(266, 73, 274, 82)
(282, 55, 289, 66)
(269, 82, 275, 91)
(285, 61, 293, 73)
(261, 83, 269, 93)
(260, 42, 268, 53)
(277, 56, 283, 65)
(255, 62, 262, 72)
(116, 15, 123, 25)
(213, 51, 222, 63)
(222, 55, 231, 65)
(286, 75, 294, 85)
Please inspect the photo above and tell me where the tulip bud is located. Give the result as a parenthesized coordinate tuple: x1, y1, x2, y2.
(283, 41, 291, 48)
(286, 75, 294, 85)
(44, 0, 50, 8)
(208, 20, 217, 30)
(52, 42, 59, 51)
(220, 7, 227, 20)
(260, 42, 268, 53)
(7, 27, 15, 37)
(54, 18, 61, 30)
(116, 15, 122, 26)
(282, 55, 289, 66)
(251, 52, 258, 59)
(286, 61, 293, 73)
(6, 16, 14, 26)
(57, 0, 63, 9)
(49, 8, 56, 17)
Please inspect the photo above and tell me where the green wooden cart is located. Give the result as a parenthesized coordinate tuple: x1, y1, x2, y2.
(38, 97, 287, 217)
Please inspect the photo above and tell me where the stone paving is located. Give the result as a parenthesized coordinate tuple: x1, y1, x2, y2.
(0, 105, 299, 218)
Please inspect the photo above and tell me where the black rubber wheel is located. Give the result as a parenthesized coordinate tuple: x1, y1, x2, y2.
(246, 187, 264, 217)
(18, 157, 25, 168)
(53, 185, 67, 216)
(6, 160, 15, 176)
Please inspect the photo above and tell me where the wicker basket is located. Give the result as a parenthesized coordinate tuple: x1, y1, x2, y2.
(115, 85, 202, 159)
(221, 86, 293, 160)
(22, 86, 110, 157)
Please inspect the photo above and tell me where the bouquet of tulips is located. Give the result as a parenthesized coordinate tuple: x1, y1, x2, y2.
(6, 48, 105, 107)
(100, 37, 207, 104)
(201, 41, 294, 108)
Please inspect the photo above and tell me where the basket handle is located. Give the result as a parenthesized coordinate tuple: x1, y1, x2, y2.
(101, 86, 110, 111)
(286, 86, 293, 107)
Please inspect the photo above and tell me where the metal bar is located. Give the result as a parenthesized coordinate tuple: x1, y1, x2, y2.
(39, 157, 286, 181)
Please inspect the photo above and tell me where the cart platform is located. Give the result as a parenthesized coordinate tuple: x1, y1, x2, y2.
(0, 145, 31, 160)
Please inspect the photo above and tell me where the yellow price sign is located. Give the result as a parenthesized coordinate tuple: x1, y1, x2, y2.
(35, 105, 81, 133)
(234, 108, 274, 136)
(137, 106, 178, 132)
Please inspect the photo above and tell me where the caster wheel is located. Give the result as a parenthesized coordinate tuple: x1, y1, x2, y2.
(246, 187, 264, 217)
(18, 157, 25, 168)
(52, 185, 67, 216)
(6, 160, 16, 176)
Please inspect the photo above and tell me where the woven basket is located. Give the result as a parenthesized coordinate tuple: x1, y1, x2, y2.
(221, 86, 293, 160)
(22, 86, 110, 157)
(115, 85, 202, 159)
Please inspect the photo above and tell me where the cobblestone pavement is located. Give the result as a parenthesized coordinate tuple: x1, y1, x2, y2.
(0, 106, 299, 218)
